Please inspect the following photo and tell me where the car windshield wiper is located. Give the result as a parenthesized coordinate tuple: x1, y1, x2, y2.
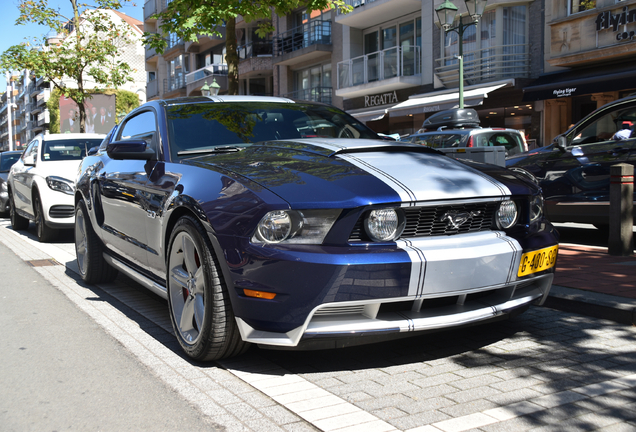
(177, 146, 245, 157)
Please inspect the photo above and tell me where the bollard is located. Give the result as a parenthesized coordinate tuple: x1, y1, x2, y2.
(608, 163, 634, 256)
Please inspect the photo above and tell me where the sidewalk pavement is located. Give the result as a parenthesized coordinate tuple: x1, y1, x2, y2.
(545, 243, 636, 326)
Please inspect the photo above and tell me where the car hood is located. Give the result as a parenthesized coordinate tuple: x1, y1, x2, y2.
(189, 139, 536, 207)
(33, 160, 82, 180)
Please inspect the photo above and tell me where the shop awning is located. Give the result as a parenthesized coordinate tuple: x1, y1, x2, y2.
(522, 66, 636, 101)
(350, 108, 389, 123)
(388, 81, 511, 117)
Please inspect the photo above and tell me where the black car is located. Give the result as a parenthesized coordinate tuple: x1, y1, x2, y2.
(75, 96, 558, 361)
(507, 95, 636, 228)
(0, 151, 23, 216)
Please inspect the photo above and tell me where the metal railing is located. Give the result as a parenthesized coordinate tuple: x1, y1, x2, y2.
(283, 87, 333, 105)
(167, 33, 183, 50)
(337, 45, 421, 89)
(238, 41, 273, 60)
(273, 21, 332, 56)
(435, 44, 531, 87)
(185, 64, 228, 84)
(164, 75, 186, 93)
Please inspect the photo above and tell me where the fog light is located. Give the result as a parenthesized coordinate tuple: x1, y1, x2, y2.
(364, 208, 404, 241)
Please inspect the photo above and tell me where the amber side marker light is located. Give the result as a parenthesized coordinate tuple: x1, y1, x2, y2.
(244, 289, 277, 300)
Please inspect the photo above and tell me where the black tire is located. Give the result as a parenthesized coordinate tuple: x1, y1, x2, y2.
(34, 195, 57, 242)
(166, 215, 248, 361)
(75, 200, 118, 284)
(9, 191, 29, 231)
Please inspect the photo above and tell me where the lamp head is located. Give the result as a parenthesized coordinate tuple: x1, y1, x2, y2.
(435, 0, 459, 31)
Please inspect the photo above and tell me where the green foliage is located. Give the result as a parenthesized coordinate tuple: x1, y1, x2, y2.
(1, 0, 137, 132)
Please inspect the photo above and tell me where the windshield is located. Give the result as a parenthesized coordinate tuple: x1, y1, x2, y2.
(43, 139, 103, 161)
(0, 153, 21, 172)
(166, 102, 380, 160)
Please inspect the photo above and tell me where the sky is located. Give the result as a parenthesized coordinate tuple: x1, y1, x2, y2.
(0, 0, 143, 92)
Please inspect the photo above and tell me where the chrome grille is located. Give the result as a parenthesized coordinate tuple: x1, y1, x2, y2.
(349, 202, 497, 241)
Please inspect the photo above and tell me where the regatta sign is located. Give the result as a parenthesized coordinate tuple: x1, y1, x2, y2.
(596, 6, 636, 42)
(365, 91, 398, 108)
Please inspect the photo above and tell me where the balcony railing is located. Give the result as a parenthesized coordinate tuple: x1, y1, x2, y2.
(273, 21, 332, 56)
(337, 45, 421, 89)
(36, 91, 49, 107)
(238, 41, 273, 60)
(143, 0, 158, 20)
(145, 45, 157, 59)
(435, 44, 531, 87)
(185, 64, 228, 84)
(283, 87, 333, 105)
(164, 75, 186, 93)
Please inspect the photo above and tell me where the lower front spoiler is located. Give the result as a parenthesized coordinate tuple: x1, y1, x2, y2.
(235, 273, 554, 349)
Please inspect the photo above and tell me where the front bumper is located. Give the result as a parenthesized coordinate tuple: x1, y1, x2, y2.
(222, 227, 558, 347)
(236, 273, 552, 347)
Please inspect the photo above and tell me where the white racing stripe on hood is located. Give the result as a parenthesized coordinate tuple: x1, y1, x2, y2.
(278, 139, 511, 202)
(338, 151, 511, 204)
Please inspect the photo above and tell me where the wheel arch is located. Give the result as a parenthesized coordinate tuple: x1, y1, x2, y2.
(163, 202, 237, 306)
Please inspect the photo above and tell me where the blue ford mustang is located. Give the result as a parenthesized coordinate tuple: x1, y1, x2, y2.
(75, 96, 559, 361)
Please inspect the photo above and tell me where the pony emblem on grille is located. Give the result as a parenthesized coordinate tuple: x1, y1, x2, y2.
(440, 210, 482, 229)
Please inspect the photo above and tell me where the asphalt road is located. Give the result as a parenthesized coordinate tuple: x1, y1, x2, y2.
(1, 219, 635, 432)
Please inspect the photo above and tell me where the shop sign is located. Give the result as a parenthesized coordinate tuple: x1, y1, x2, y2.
(553, 88, 577, 98)
(596, 6, 636, 42)
(365, 91, 398, 108)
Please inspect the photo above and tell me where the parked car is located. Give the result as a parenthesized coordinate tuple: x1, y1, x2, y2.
(407, 108, 528, 157)
(0, 151, 23, 216)
(8, 133, 105, 241)
(506, 95, 636, 229)
(75, 96, 559, 361)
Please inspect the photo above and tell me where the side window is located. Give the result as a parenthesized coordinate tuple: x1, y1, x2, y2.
(21, 141, 36, 161)
(572, 106, 636, 145)
(117, 111, 158, 153)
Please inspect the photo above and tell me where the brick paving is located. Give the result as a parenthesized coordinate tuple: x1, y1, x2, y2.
(553, 244, 636, 299)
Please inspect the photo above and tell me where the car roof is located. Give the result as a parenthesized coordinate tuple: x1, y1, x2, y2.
(36, 133, 106, 141)
(160, 95, 296, 107)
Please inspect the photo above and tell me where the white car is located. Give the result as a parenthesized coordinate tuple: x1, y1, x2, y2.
(8, 133, 105, 241)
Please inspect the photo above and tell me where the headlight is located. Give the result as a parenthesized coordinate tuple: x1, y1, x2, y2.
(364, 208, 405, 242)
(46, 176, 75, 195)
(496, 200, 518, 229)
(252, 209, 341, 244)
(530, 195, 543, 223)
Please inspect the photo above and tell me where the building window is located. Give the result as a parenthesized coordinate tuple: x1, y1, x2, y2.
(292, 64, 332, 104)
(441, 6, 528, 82)
(168, 54, 189, 91)
(570, 0, 596, 14)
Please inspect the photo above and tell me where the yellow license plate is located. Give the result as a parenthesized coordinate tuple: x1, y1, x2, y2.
(518, 245, 559, 277)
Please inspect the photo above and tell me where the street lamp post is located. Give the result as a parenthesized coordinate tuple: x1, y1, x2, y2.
(201, 78, 221, 97)
(435, 0, 487, 109)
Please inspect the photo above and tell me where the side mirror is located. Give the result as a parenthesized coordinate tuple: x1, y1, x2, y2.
(107, 140, 155, 160)
(87, 146, 99, 156)
(555, 135, 568, 151)
(23, 154, 36, 166)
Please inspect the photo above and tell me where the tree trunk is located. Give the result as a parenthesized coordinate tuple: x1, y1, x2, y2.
(226, 17, 239, 96)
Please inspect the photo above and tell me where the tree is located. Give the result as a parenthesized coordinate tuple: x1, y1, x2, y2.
(144, 0, 351, 95)
(0, 0, 137, 132)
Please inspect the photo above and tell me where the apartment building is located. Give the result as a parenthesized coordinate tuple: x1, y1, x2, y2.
(143, 0, 636, 147)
